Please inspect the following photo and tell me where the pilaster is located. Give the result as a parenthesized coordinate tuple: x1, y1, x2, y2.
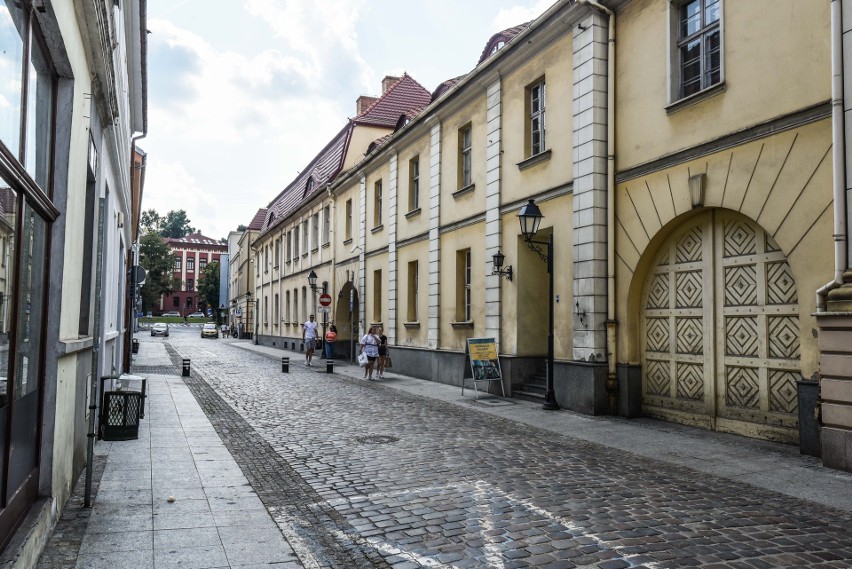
(388, 153, 398, 345)
(358, 175, 366, 334)
(484, 80, 504, 348)
(428, 122, 442, 349)
(571, 12, 609, 361)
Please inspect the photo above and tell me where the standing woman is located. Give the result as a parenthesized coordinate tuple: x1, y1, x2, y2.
(325, 324, 338, 359)
(377, 327, 388, 379)
(359, 326, 380, 380)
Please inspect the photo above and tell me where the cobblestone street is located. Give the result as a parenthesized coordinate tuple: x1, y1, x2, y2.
(145, 335, 852, 569)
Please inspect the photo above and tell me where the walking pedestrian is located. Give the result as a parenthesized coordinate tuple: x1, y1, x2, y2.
(359, 326, 380, 380)
(303, 315, 318, 366)
(377, 327, 388, 379)
(324, 324, 337, 359)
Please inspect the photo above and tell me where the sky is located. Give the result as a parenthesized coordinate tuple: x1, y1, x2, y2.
(142, 0, 557, 240)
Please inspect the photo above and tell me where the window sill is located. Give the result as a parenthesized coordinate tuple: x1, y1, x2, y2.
(451, 321, 474, 329)
(403, 321, 420, 329)
(371, 224, 384, 234)
(273, 265, 279, 270)
(517, 149, 552, 171)
(322, 242, 330, 249)
(405, 208, 422, 219)
(343, 238, 353, 246)
(452, 184, 475, 199)
(665, 82, 726, 115)
(302, 253, 308, 258)
(311, 248, 319, 254)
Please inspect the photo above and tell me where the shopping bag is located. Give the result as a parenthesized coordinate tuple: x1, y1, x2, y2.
(357, 352, 368, 367)
(384, 356, 393, 369)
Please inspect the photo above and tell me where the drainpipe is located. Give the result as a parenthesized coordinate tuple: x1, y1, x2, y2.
(578, 0, 618, 414)
(817, 0, 849, 311)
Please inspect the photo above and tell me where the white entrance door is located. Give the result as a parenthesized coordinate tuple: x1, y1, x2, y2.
(642, 211, 801, 443)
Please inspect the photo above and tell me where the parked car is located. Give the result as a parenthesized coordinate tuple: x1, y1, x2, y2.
(151, 323, 170, 337)
(162, 311, 181, 317)
(188, 312, 205, 318)
(201, 323, 218, 339)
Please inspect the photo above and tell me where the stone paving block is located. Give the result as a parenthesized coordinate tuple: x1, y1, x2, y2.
(74, 548, 153, 569)
(153, 543, 229, 569)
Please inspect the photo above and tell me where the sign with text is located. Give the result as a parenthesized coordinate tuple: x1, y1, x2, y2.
(467, 338, 502, 381)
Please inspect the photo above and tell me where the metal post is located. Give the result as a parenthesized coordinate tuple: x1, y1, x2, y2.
(543, 233, 558, 410)
(182, 358, 190, 377)
(326, 359, 333, 373)
(282, 357, 289, 373)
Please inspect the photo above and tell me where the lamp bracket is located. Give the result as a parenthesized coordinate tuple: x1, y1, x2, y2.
(524, 239, 549, 264)
(491, 265, 513, 281)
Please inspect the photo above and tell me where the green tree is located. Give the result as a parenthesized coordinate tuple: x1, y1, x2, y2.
(140, 209, 162, 233)
(160, 209, 196, 238)
(197, 261, 220, 319)
(139, 232, 176, 313)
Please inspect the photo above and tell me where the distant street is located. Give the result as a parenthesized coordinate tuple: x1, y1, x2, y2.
(133, 333, 852, 569)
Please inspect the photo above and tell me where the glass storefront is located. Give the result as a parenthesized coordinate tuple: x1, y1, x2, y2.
(0, 0, 59, 549)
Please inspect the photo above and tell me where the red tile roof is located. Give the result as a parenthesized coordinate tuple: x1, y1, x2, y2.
(353, 74, 431, 128)
(247, 208, 267, 231)
(259, 74, 431, 236)
(164, 232, 227, 249)
(431, 76, 465, 102)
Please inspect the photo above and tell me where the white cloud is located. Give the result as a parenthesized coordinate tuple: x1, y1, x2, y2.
(493, 0, 557, 29)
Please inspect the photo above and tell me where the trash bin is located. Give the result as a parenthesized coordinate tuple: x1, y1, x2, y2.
(99, 374, 147, 441)
(797, 379, 821, 457)
(101, 391, 143, 441)
(132, 338, 139, 354)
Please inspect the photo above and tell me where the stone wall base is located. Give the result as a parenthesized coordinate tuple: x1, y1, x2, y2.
(822, 427, 852, 472)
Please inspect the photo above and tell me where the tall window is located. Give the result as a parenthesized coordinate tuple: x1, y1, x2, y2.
(286, 230, 292, 262)
(528, 80, 546, 156)
(173, 297, 180, 308)
(676, 0, 721, 98)
(293, 288, 299, 323)
(345, 199, 353, 240)
(174, 256, 182, 270)
(409, 156, 420, 211)
(301, 286, 307, 321)
(187, 258, 195, 272)
(199, 258, 207, 270)
(263, 296, 268, 325)
(374, 180, 383, 227)
(456, 249, 472, 322)
(312, 212, 319, 249)
(186, 279, 194, 291)
(323, 205, 331, 244)
(373, 269, 382, 322)
(294, 225, 300, 258)
(458, 124, 472, 188)
(407, 261, 419, 322)
(302, 222, 309, 255)
(274, 239, 281, 267)
(285, 291, 291, 323)
(274, 293, 279, 325)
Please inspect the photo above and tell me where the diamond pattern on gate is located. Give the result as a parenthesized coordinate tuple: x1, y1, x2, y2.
(675, 317, 703, 354)
(726, 316, 758, 357)
(647, 273, 669, 309)
(769, 370, 799, 414)
(766, 261, 798, 305)
(645, 360, 669, 396)
(724, 220, 757, 258)
(646, 318, 669, 353)
(676, 363, 704, 400)
(725, 265, 758, 306)
(675, 227, 702, 264)
(675, 270, 703, 308)
(768, 316, 800, 359)
(765, 233, 782, 253)
(726, 366, 760, 409)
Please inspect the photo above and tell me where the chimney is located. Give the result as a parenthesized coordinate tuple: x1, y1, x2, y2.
(356, 95, 379, 116)
(382, 75, 401, 94)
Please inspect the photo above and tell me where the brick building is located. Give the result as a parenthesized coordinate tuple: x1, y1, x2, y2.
(161, 232, 227, 316)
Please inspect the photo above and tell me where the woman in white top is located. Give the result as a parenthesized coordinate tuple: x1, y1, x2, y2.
(359, 326, 380, 380)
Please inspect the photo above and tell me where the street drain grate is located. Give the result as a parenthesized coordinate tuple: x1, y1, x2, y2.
(473, 397, 515, 407)
(355, 435, 399, 445)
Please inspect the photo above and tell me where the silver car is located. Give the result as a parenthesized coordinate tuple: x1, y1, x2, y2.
(151, 323, 169, 337)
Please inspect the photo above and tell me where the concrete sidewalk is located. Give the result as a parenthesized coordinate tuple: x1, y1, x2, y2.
(37, 341, 300, 569)
(233, 340, 852, 514)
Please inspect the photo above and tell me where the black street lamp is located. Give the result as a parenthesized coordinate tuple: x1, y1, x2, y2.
(518, 199, 559, 411)
(307, 270, 327, 352)
(491, 250, 513, 281)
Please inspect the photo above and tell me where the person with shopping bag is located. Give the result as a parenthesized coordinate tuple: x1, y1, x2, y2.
(359, 326, 380, 380)
(324, 324, 337, 359)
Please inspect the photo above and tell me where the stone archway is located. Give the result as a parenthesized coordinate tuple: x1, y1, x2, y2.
(641, 210, 801, 443)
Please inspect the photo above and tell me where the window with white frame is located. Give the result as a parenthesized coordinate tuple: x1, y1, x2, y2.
(274, 239, 280, 267)
(293, 288, 298, 323)
(374, 179, 383, 227)
(456, 249, 471, 322)
(187, 258, 195, 272)
(409, 156, 420, 211)
(174, 256, 181, 271)
(458, 124, 472, 188)
(407, 261, 418, 322)
(286, 230, 292, 262)
(323, 205, 331, 244)
(312, 213, 319, 249)
(294, 226, 300, 258)
(373, 269, 382, 322)
(274, 293, 279, 325)
(345, 199, 353, 240)
(674, 0, 722, 100)
(528, 79, 546, 156)
(285, 291, 291, 323)
(302, 222, 309, 255)
(199, 257, 207, 270)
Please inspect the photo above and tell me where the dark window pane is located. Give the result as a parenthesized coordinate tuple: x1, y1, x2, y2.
(25, 35, 53, 187)
(0, 181, 17, 410)
(680, 0, 701, 37)
(705, 0, 721, 24)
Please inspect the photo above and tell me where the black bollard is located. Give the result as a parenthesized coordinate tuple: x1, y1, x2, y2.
(182, 358, 190, 377)
(282, 357, 289, 373)
(326, 359, 333, 374)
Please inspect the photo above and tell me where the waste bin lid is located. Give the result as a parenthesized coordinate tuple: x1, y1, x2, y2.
(116, 374, 146, 391)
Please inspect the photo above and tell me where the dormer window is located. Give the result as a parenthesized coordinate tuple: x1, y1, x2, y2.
(490, 40, 505, 56)
(306, 178, 314, 193)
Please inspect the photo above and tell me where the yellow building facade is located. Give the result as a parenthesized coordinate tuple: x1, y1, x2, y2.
(248, 0, 851, 470)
